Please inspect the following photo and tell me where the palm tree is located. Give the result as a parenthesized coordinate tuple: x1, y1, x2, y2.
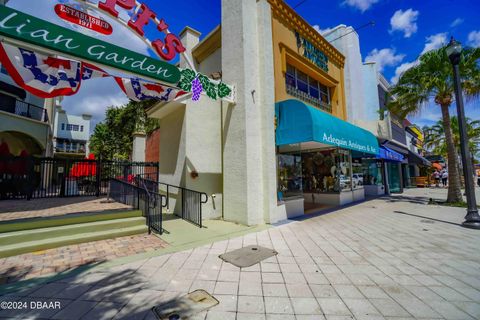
(388, 46, 480, 203)
(424, 117, 480, 171)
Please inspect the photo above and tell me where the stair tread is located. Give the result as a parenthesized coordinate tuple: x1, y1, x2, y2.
(0, 225, 148, 251)
(0, 217, 146, 238)
(0, 209, 142, 226)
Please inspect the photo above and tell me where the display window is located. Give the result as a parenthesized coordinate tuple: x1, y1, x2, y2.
(359, 159, 383, 186)
(277, 153, 303, 199)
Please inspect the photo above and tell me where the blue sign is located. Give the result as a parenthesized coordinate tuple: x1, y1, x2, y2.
(378, 146, 404, 162)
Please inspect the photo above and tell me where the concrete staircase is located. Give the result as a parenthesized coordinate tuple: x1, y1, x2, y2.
(0, 210, 147, 258)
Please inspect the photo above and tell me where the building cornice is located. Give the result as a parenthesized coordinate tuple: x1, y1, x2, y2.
(192, 25, 221, 64)
(268, 0, 345, 68)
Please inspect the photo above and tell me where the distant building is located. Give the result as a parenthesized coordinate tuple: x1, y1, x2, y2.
(0, 58, 55, 157)
(324, 25, 430, 194)
(53, 107, 91, 158)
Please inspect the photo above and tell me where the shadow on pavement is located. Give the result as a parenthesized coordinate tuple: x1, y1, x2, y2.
(0, 265, 34, 285)
(393, 210, 462, 226)
(0, 260, 188, 319)
(382, 194, 431, 205)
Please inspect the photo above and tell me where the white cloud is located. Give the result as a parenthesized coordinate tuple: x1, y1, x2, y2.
(467, 30, 480, 47)
(342, 0, 380, 12)
(62, 78, 129, 133)
(313, 25, 334, 36)
(421, 33, 447, 54)
(391, 60, 418, 84)
(364, 48, 405, 72)
(390, 9, 420, 38)
(450, 18, 464, 28)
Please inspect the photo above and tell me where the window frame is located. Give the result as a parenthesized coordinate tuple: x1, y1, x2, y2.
(285, 63, 331, 106)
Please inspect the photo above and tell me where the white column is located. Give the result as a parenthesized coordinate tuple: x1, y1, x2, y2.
(132, 132, 146, 162)
(221, 0, 283, 225)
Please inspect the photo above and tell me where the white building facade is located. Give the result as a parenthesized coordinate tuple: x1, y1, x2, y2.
(53, 107, 91, 157)
(146, 0, 382, 225)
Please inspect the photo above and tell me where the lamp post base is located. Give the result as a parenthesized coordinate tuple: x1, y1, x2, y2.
(462, 211, 480, 229)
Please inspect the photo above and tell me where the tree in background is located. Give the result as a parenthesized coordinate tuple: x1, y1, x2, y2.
(388, 46, 480, 203)
(89, 100, 159, 160)
(423, 117, 480, 160)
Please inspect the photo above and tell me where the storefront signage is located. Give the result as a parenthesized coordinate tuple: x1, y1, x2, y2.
(95, 0, 186, 61)
(295, 31, 328, 72)
(55, 4, 113, 35)
(323, 133, 377, 154)
(379, 147, 404, 162)
(0, 6, 180, 84)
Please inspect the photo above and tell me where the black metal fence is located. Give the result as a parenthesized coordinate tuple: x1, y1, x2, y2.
(135, 175, 208, 228)
(109, 178, 165, 234)
(0, 156, 159, 200)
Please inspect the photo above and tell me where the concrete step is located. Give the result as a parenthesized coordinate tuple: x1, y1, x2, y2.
(0, 222, 148, 258)
(0, 210, 143, 233)
(0, 217, 146, 246)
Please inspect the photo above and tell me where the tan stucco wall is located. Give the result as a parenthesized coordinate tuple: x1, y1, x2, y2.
(271, 11, 347, 120)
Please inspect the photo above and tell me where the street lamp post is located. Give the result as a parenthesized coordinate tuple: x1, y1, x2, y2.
(446, 37, 480, 229)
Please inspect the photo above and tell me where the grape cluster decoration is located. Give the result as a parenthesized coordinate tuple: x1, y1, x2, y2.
(177, 68, 233, 101)
(191, 77, 203, 101)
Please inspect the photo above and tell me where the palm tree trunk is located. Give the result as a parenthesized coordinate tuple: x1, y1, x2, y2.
(440, 104, 463, 202)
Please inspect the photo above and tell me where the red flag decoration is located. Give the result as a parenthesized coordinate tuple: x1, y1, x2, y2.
(115, 77, 186, 102)
(81, 62, 109, 80)
(0, 43, 82, 98)
(0, 43, 187, 103)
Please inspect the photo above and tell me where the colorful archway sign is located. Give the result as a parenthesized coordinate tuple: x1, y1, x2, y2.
(0, 4, 235, 103)
(0, 5, 180, 84)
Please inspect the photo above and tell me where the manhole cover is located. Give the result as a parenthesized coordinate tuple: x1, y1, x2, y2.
(152, 290, 219, 320)
(219, 245, 278, 268)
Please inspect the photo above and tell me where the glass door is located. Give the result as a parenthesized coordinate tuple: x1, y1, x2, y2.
(387, 163, 401, 193)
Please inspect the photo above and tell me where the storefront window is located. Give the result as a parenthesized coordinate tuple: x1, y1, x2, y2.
(277, 154, 303, 199)
(278, 148, 356, 199)
(301, 149, 347, 193)
(336, 150, 352, 192)
(361, 160, 383, 186)
(352, 161, 364, 190)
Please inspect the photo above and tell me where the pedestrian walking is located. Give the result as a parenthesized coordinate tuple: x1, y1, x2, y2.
(432, 170, 440, 187)
(441, 170, 448, 187)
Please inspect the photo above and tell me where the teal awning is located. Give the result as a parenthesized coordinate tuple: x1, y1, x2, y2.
(275, 99, 379, 155)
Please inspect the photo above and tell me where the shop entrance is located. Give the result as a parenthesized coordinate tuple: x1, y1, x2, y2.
(387, 162, 402, 193)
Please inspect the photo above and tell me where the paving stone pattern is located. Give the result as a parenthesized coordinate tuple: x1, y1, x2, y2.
(0, 234, 167, 284)
(1, 189, 480, 319)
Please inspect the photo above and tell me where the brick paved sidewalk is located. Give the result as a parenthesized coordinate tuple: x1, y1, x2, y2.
(1, 189, 479, 319)
(0, 234, 167, 284)
(0, 197, 132, 222)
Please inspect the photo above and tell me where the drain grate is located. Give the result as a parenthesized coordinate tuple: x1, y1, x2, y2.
(219, 245, 278, 268)
(152, 290, 219, 320)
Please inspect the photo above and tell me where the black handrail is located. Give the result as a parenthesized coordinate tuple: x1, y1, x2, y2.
(135, 174, 207, 228)
(109, 178, 164, 234)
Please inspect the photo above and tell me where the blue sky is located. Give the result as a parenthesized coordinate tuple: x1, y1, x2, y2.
(7, 0, 480, 129)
